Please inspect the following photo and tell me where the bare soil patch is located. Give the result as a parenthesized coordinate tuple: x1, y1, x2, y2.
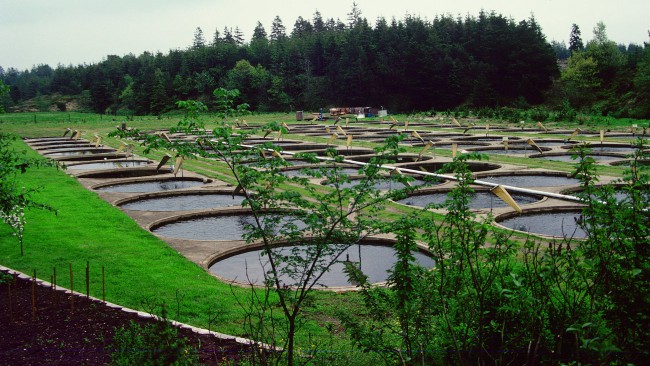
(0, 270, 248, 365)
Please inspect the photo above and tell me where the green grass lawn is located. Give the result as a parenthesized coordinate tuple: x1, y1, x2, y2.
(0, 138, 256, 334)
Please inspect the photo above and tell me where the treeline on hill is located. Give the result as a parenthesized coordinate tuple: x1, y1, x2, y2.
(0, 7, 648, 117)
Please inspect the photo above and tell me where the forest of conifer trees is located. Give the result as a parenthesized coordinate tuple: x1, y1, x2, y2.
(1, 6, 649, 118)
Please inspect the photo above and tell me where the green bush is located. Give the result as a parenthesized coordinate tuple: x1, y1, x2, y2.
(497, 107, 524, 123)
(340, 143, 649, 365)
(110, 315, 198, 366)
(528, 107, 550, 122)
(555, 100, 578, 122)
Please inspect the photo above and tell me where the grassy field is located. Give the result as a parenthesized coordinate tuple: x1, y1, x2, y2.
(0, 137, 254, 332)
(0, 111, 643, 360)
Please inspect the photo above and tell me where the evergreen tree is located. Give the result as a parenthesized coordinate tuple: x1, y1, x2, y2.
(234, 26, 245, 45)
(569, 23, 584, 54)
(0, 79, 9, 113)
(118, 74, 136, 111)
(89, 68, 113, 113)
(292, 16, 313, 38)
(270, 16, 287, 42)
(1, 7, 582, 114)
(192, 27, 205, 48)
(551, 40, 570, 60)
(347, 2, 362, 28)
(211, 28, 221, 46)
(251, 21, 267, 41)
(313, 10, 325, 33)
(150, 68, 169, 115)
(632, 44, 650, 117)
(222, 27, 235, 45)
(250, 21, 270, 66)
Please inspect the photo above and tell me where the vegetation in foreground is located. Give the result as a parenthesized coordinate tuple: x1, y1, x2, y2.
(1, 92, 649, 364)
(108, 88, 648, 364)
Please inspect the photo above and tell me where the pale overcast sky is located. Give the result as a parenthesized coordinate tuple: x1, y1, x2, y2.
(1, 0, 648, 71)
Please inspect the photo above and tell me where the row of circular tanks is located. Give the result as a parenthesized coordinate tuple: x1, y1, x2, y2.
(23, 121, 641, 288)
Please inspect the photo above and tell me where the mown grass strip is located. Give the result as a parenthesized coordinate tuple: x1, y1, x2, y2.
(0, 138, 269, 335)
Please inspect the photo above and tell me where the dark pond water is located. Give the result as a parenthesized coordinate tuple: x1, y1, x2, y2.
(44, 149, 114, 156)
(397, 191, 540, 209)
(328, 177, 439, 190)
(436, 144, 491, 150)
(96, 179, 206, 193)
(455, 136, 518, 142)
(66, 161, 150, 170)
(583, 145, 636, 154)
(282, 167, 362, 177)
(572, 189, 638, 203)
(26, 137, 82, 143)
(120, 194, 244, 211)
(344, 154, 428, 164)
(285, 159, 319, 167)
(610, 159, 650, 167)
(402, 161, 500, 173)
(468, 148, 543, 155)
(498, 211, 586, 238)
(152, 214, 305, 241)
(533, 141, 576, 148)
(32, 142, 92, 148)
(477, 175, 580, 187)
(533, 154, 620, 163)
(209, 244, 435, 287)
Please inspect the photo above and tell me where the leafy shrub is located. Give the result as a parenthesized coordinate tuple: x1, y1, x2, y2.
(110, 316, 198, 366)
(497, 107, 524, 123)
(555, 100, 578, 122)
(476, 107, 495, 119)
(341, 143, 649, 365)
(528, 107, 550, 122)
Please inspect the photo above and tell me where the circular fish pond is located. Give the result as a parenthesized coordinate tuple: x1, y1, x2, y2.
(434, 143, 491, 150)
(51, 153, 129, 162)
(242, 141, 311, 150)
(427, 133, 467, 138)
(25, 137, 86, 144)
(118, 192, 244, 211)
(31, 141, 94, 149)
(610, 159, 650, 167)
(475, 173, 580, 187)
(95, 177, 210, 193)
(282, 166, 363, 178)
(347, 154, 431, 164)
(76, 167, 174, 179)
(65, 160, 152, 170)
(575, 144, 638, 155)
(453, 136, 521, 142)
(562, 185, 642, 204)
(509, 140, 576, 149)
(496, 209, 587, 239)
(283, 158, 321, 167)
(465, 147, 550, 155)
(399, 161, 501, 173)
(209, 241, 435, 287)
(42, 148, 116, 156)
(325, 175, 441, 190)
(308, 148, 375, 156)
(531, 153, 623, 164)
(346, 135, 394, 142)
(397, 190, 541, 209)
(151, 212, 305, 241)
